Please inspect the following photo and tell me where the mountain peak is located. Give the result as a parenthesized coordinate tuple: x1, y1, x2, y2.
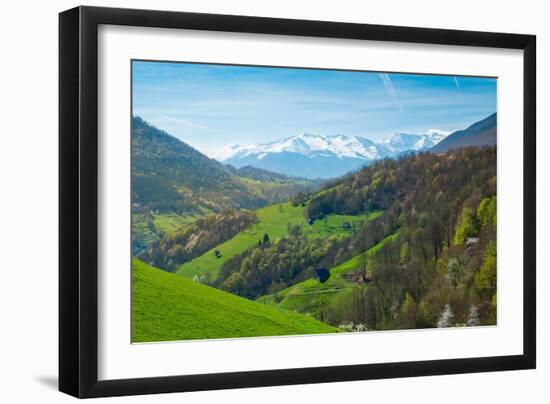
(298, 132, 322, 138)
(217, 127, 453, 179)
(426, 128, 451, 137)
(380, 129, 450, 154)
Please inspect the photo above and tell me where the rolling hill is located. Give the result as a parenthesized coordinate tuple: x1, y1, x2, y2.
(132, 258, 337, 342)
(257, 233, 398, 319)
(430, 113, 496, 153)
(138, 209, 259, 272)
(131, 117, 319, 253)
(175, 201, 379, 280)
(132, 116, 315, 215)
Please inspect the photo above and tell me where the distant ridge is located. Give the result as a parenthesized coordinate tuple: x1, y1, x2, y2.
(219, 130, 449, 179)
(430, 113, 496, 153)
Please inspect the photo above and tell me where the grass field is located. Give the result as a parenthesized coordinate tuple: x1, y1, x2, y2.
(132, 258, 338, 342)
(239, 177, 313, 198)
(153, 213, 198, 234)
(257, 232, 399, 317)
(176, 202, 378, 280)
(308, 210, 381, 237)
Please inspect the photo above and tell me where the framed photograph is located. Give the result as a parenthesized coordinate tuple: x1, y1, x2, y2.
(59, 6, 536, 398)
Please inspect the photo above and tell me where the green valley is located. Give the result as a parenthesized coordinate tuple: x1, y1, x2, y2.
(130, 113, 498, 340)
(176, 202, 378, 280)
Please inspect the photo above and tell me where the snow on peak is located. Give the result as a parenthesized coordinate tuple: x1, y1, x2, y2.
(216, 128, 451, 162)
(218, 132, 386, 162)
(381, 129, 450, 154)
(426, 128, 451, 137)
(211, 143, 249, 160)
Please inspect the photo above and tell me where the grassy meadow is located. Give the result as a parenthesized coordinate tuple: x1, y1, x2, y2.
(132, 258, 337, 342)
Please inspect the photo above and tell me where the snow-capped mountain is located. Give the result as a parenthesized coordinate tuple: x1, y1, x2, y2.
(217, 133, 388, 161)
(380, 130, 450, 156)
(217, 130, 449, 179)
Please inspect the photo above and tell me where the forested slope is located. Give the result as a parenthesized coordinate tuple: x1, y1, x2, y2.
(217, 147, 498, 329)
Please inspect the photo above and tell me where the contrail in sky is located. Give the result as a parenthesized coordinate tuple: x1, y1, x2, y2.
(378, 73, 403, 112)
(454, 76, 461, 90)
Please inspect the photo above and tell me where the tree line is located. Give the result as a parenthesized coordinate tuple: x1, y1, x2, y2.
(138, 209, 258, 272)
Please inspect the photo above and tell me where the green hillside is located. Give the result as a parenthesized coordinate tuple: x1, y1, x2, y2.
(176, 202, 377, 280)
(132, 258, 337, 342)
(131, 117, 320, 254)
(257, 233, 398, 317)
(153, 213, 199, 234)
(132, 212, 201, 255)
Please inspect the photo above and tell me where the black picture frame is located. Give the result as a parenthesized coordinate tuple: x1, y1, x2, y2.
(59, 6, 536, 398)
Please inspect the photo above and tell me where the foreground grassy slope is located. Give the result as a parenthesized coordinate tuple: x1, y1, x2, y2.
(132, 258, 337, 342)
(257, 233, 399, 317)
(176, 202, 377, 279)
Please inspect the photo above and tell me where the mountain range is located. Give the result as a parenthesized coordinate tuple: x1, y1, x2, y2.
(217, 114, 496, 178)
(132, 112, 497, 217)
(218, 130, 449, 179)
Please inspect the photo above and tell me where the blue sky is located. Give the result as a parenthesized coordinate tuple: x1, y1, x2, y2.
(132, 60, 497, 157)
